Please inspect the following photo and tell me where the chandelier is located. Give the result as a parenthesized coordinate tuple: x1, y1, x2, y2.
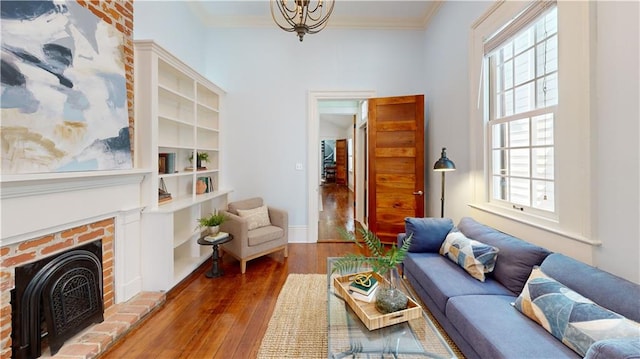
(270, 0, 335, 42)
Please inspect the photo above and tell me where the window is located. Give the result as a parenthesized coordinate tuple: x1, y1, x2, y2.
(486, 5, 557, 216)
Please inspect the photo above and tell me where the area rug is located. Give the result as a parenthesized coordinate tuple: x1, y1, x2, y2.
(257, 274, 328, 358)
(257, 273, 464, 358)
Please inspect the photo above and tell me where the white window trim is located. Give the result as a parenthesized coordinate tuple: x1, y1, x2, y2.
(468, 1, 600, 246)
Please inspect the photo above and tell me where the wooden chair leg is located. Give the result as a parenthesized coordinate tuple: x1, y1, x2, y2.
(283, 245, 288, 258)
(240, 260, 247, 274)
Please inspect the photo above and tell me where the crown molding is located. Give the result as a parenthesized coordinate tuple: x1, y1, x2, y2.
(187, 1, 443, 31)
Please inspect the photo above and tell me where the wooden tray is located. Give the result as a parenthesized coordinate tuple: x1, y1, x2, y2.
(333, 271, 422, 330)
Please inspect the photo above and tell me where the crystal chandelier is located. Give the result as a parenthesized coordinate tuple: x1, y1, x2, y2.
(270, 0, 335, 42)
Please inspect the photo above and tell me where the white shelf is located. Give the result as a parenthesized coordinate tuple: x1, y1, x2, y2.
(148, 189, 232, 213)
(135, 39, 230, 292)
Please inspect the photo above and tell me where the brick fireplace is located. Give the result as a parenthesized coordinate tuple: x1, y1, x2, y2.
(2, 220, 115, 358)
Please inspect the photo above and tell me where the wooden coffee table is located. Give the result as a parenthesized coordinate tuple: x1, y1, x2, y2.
(327, 258, 456, 358)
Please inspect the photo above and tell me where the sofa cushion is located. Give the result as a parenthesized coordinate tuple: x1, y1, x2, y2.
(585, 338, 640, 359)
(439, 230, 499, 282)
(540, 253, 640, 323)
(404, 217, 453, 252)
(237, 205, 271, 230)
(514, 267, 640, 357)
(404, 252, 513, 314)
(457, 217, 551, 294)
(446, 294, 579, 358)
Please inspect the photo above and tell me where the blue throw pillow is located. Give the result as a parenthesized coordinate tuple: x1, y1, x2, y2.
(514, 267, 640, 357)
(404, 217, 453, 252)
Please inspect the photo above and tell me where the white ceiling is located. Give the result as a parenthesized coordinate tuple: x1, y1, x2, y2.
(188, 1, 442, 30)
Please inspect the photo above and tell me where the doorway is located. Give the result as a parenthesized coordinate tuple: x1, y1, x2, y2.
(307, 91, 376, 243)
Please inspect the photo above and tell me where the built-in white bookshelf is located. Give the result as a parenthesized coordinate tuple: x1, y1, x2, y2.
(134, 40, 230, 291)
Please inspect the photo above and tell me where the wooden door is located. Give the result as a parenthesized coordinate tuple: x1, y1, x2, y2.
(335, 139, 347, 185)
(368, 95, 425, 243)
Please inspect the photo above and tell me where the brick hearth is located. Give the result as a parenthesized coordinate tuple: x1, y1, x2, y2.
(38, 292, 165, 359)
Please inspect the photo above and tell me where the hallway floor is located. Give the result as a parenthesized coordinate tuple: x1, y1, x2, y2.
(317, 183, 364, 242)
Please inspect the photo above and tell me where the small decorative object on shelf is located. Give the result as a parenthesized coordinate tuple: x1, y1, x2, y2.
(332, 228, 413, 314)
(196, 178, 207, 194)
(189, 152, 209, 169)
(196, 177, 214, 194)
(158, 178, 172, 203)
(196, 211, 226, 235)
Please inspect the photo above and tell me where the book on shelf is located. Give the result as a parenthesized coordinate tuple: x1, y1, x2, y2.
(349, 286, 378, 303)
(204, 232, 229, 242)
(158, 153, 176, 174)
(349, 275, 378, 295)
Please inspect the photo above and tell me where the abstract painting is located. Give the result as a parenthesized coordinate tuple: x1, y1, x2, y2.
(1, 0, 132, 174)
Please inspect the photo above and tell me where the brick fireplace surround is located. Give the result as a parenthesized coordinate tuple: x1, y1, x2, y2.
(0, 1, 168, 358)
(0, 221, 164, 359)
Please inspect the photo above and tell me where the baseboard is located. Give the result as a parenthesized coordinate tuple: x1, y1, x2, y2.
(288, 225, 311, 243)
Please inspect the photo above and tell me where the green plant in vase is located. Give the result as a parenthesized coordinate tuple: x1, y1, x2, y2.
(188, 152, 209, 169)
(332, 228, 413, 314)
(196, 211, 226, 235)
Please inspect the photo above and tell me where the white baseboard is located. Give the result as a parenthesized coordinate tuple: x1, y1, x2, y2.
(288, 225, 313, 243)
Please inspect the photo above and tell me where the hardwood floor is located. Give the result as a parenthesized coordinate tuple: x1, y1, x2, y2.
(99, 243, 366, 359)
(101, 184, 364, 358)
(318, 183, 363, 242)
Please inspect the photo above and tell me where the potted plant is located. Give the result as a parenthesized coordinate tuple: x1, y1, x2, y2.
(196, 211, 226, 235)
(332, 228, 413, 314)
(189, 152, 209, 168)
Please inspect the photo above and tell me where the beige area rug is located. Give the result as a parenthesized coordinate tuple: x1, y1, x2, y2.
(257, 274, 329, 358)
(257, 274, 464, 359)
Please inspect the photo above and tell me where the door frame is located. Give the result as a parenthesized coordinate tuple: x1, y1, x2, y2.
(307, 90, 376, 243)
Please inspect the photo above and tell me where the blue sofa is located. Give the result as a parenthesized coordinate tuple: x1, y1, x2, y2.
(399, 217, 640, 359)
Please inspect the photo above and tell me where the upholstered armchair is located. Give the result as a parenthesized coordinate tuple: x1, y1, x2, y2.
(220, 197, 288, 273)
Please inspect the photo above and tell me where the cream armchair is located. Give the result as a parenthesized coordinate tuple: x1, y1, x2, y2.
(220, 197, 288, 273)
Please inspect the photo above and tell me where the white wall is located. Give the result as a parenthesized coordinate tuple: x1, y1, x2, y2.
(133, 1, 207, 74)
(592, 1, 640, 282)
(423, 1, 492, 221)
(204, 28, 426, 226)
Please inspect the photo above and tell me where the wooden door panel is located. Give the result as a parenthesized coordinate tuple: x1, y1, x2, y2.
(375, 148, 416, 158)
(375, 174, 416, 191)
(374, 157, 415, 174)
(376, 131, 415, 148)
(368, 94, 424, 243)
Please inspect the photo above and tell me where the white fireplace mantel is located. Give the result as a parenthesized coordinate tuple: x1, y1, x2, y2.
(1, 169, 150, 303)
(1, 169, 149, 246)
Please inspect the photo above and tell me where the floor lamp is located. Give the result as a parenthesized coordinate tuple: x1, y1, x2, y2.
(433, 147, 456, 218)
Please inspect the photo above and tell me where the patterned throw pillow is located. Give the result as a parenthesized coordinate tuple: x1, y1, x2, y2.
(439, 230, 499, 281)
(237, 205, 271, 230)
(514, 267, 640, 357)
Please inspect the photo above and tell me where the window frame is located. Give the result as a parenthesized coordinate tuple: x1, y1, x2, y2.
(485, 6, 559, 219)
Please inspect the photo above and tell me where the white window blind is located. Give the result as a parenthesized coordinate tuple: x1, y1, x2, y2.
(486, 3, 558, 215)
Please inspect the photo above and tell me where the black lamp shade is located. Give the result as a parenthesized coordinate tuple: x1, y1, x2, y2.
(433, 147, 456, 172)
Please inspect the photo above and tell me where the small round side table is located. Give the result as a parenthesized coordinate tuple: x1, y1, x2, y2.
(197, 233, 233, 278)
